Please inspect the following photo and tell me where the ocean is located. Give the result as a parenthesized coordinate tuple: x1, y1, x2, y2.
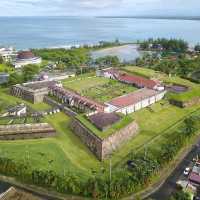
(0, 16, 200, 50)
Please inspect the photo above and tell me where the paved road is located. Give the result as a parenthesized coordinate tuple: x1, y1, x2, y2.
(148, 142, 200, 200)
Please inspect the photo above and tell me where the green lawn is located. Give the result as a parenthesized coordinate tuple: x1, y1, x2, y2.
(0, 112, 101, 177)
(62, 74, 137, 102)
(109, 100, 200, 166)
(124, 66, 166, 79)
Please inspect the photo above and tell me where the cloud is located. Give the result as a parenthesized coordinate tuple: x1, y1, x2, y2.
(0, 0, 199, 16)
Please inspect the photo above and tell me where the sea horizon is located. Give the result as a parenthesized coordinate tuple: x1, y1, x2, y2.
(0, 16, 200, 50)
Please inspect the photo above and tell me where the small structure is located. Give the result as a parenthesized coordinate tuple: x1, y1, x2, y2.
(0, 73, 9, 84)
(96, 67, 120, 79)
(105, 88, 166, 114)
(0, 47, 16, 62)
(89, 112, 121, 131)
(11, 80, 58, 103)
(38, 71, 76, 81)
(13, 51, 41, 68)
(7, 104, 26, 116)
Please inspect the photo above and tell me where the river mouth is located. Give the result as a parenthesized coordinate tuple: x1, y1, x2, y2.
(91, 44, 142, 62)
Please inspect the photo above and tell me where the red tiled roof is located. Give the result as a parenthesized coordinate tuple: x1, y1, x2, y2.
(107, 88, 159, 108)
(17, 51, 36, 60)
(118, 73, 157, 89)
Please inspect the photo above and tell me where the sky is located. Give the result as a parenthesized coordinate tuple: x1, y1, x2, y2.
(0, 0, 200, 16)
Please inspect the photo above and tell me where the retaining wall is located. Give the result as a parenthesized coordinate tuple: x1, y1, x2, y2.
(169, 97, 200, 108)
(44, 96, 77, 117)
(71, 118, 139, 160)
(0, 123, 56, 140)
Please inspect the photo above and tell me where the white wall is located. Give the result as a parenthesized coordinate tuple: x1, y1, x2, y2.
(112, 90, 166, 115)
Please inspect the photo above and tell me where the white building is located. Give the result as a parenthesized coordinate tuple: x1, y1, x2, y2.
(7, 104, 27, 117)
(0, 47, 16, 62)
(105, 88, 166, 115)
(13, 51, 42, 68)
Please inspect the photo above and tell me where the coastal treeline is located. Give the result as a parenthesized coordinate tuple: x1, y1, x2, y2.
(139, 38, 188, 52)
(136, 53, 200, 82)
(32, 48, 91, 68)
(136, 39, 200, 82)
(0, 112, 199, 199)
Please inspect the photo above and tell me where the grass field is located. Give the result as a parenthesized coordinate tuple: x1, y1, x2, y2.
(110, 100, 200, 166)
(62, 75, 137, 102)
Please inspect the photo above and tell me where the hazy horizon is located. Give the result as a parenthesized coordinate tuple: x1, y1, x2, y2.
(0, 0, 199, 17)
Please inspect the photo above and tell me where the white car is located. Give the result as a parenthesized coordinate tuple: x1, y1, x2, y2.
(183, 167, 190, 176)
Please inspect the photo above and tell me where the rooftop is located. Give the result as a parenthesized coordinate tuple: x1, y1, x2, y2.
(50, 85, 105, 112)
(17, 51, 36, 60)
(107, 88, 159, 108)
(89, 112, 121, 131)
(189, 172, 200, 184)
(118, 73, 158, 89)
(22, 81, 56, 90)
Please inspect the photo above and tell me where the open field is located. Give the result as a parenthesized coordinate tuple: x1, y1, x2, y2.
(124, 66, 165, 79)
(109, 100, 200, 166)
(0, 112, 101, 177)
(62, 75, 137, 102)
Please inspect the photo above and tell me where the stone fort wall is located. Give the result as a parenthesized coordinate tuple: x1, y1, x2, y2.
(0, 123, 56, 140)
(70, 118, 139, 160)
(169, 97, 200, 108)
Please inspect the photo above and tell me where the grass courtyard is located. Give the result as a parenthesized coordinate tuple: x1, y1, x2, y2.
(62, 74, 137, 103)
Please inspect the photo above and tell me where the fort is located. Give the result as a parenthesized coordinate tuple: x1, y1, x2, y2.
(10, 80, 58, 103)
(10, 68, 167, 159)
(71, 116, 139, 160)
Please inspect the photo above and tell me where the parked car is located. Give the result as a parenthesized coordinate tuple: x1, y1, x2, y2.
(184, 167, 190, 176)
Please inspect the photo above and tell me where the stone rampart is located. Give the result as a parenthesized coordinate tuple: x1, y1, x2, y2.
(0, 123, 56, 140)
(70, 118, 139, 160)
